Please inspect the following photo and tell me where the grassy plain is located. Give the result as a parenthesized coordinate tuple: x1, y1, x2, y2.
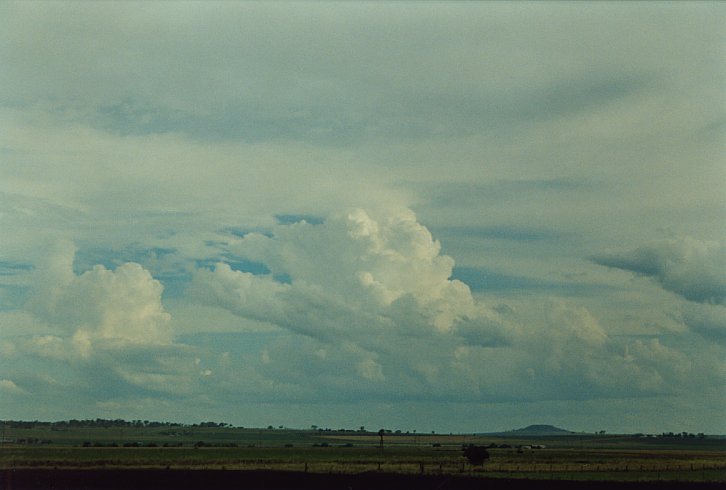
(1, 425, 725, 483)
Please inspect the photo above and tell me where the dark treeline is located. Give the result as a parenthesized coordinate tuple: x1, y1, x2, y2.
(1, 419, 232, 429)
(0, 420, 713, 439)
(2, 421, 404, 433)
(655, 432, 706, 439)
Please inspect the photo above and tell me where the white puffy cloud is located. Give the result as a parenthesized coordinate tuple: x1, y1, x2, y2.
(591, 237, 726, 305)
(236, 208, 461, 313)
(192, 208, 511, 345)
(29, 242, 171, 346)
(3, 242, 207, 406)
(187, 208, 521, 398)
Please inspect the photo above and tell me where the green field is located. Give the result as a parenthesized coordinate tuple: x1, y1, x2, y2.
(2, 423, 725, 483)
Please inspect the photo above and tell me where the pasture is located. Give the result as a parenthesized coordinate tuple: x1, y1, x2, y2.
(1, 423, 725, 484)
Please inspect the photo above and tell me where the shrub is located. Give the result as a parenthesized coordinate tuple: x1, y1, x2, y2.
(462, 444, 490, 466)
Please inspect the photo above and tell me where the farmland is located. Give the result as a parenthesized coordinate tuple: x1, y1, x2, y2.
(1, 421, 725, 488)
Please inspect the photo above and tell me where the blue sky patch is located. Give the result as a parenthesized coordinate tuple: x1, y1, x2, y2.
(275, 214, 324, 225)
(452, 266, 610, 297)
(0, 260, 34, 275)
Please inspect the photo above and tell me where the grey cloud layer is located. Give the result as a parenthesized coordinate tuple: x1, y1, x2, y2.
(591, 238, 726, 305)
(3, 3, 721, 144)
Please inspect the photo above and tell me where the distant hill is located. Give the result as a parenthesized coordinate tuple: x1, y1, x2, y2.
(489, 424, 574, 436)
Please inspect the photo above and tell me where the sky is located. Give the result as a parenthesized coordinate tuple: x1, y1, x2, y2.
(1, 1, 724, 434)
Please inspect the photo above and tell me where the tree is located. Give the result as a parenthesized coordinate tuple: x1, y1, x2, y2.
(462, 444, 490, 466)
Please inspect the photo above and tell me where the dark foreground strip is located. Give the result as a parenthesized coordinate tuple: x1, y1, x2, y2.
(1, 469, 723, 490)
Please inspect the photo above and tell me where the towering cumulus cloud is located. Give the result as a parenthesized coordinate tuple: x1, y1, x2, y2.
(191, 208, 511, 380)
(16, 242, 204, 405)
(29, 241, 172, 353)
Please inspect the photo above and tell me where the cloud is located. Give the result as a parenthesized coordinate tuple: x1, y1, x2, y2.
(0, 378, 28, 396)
(1, 2, 723, 430)
(591, 237, 726, 304)
(523, 297, 721, 400)
(681, 303, 726, 344)
(188, 209, 714, 404)
(192, 208, 505, 339)
(28, 241, 172, 346)
(8, 244, 211, 405)
(189, 208, 514, 382)
(445, 299, 708, 403)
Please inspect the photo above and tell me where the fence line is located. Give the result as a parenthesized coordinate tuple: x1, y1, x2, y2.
(295, 461, 726, 477)
(5, 458, 726, 479)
